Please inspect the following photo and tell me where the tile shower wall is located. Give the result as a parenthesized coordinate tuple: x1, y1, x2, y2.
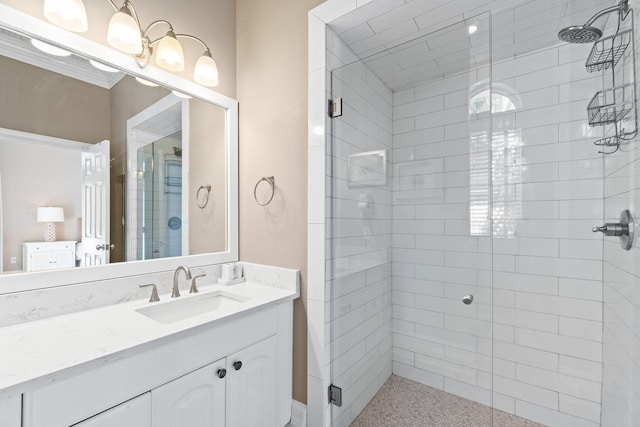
(326, 28, 394, 427)
(391, 44, 604, 426)
(601, 8, 640, 427)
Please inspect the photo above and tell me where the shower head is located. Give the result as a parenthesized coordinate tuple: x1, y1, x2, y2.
(558, 25, 603, 43)
(557, 0, 631, 44)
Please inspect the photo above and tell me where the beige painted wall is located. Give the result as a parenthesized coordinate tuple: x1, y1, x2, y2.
(237, 0, 325, 404)
(189, 100, 227, 255)
(108, 75, 170, 262)
(0, 139, 82, 271)
(0, 0, 236, 99)
(0, 55, 111, 143)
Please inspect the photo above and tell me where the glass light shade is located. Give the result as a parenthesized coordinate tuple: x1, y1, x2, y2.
(31, 39, 71, 57)
(135, 76, 159, 87)
(107, 9, 142, 54)
(37, 207, 65, 223)
(155, 33, 185, 72)
(194, 53, 219, 87)
(89, 59, 119, 73)
(43, 0, 88, 32)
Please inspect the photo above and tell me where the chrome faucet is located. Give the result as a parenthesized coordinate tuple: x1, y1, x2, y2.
(172, 265, 193, 298)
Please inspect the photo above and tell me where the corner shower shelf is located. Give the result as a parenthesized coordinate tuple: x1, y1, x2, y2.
(585, 29, 632, 72)
(587, 83, 635, 127)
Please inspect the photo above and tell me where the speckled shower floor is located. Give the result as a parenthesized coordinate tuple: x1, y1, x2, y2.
(350, 375, 545, 427)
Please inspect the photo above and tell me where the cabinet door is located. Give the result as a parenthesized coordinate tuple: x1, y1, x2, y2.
(52, 249, 75, 269)
(226, 336, 276, 427)
(152, 359, 226, 427)
(32, 251, 53, 271)
(0, 395, 21, 427)
(73, 393, 150, 427)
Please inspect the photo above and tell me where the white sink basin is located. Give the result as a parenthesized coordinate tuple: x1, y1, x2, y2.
(136, 290, 250, 324)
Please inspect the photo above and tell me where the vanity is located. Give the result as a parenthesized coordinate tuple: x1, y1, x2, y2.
(0, 4, 294, 427)
(0, 263, 298, 427)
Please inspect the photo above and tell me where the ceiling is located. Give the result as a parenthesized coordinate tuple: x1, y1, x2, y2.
(0, 26, 125, 90)
(329, 0, 615, 91)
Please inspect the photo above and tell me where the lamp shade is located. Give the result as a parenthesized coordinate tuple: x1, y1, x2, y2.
(107, 7, 142, 54)
(43, 0, 88, 33)
(37, 207, 64, 223)
(194, 52, 219, 87)
(155, 31, 185, 72)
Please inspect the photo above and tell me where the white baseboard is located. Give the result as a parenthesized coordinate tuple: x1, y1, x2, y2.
(290, 400, 307, 427)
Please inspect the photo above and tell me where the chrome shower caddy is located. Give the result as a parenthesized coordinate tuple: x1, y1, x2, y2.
(586, 8, 637, 154)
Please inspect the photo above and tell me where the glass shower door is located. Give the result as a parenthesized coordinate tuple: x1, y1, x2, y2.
(136, 132, 183, 260)
(327, 12, 494, 427)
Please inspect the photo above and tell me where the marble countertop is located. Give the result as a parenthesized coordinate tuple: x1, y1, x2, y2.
(0, 278, 298, 401)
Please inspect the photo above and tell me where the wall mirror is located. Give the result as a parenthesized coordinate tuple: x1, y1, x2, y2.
(0, 5, 238, 293)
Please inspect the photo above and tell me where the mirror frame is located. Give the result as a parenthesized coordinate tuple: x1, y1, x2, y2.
(0, 4, 239, 294)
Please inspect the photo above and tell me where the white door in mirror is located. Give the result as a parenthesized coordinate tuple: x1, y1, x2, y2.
(81, 140, 110, 267)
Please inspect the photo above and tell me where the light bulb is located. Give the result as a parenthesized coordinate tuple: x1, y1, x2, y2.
(468, 24, 478, 35)
(107, 6, 142, 54)
(194, 51, 219, 87)
(155, 30, 185, 72)
(43, 0, 88, 32)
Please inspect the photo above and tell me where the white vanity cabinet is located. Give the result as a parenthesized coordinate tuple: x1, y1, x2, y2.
(152, 359, 226, 427)
(22, 241, 76, 272)
(74, 394, 151, 427)
(22, 301, 293, 427)
(0, 395, 21, 427)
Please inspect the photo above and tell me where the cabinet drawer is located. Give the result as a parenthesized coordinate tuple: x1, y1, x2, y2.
(73, 393, 150, 427)
(0, 395, 21, 427)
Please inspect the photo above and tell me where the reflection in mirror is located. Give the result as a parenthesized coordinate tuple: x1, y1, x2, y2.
(0, 26, 227, 274)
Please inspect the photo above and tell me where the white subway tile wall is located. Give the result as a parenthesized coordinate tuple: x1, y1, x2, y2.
(601, 7, 640, 427)
(390, 36, 604, 427)
(327, 28, 394, 427)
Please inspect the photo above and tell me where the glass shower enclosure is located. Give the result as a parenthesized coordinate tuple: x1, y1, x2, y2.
(325, 0, 639, 425)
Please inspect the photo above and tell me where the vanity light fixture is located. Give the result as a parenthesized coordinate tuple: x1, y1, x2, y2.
(37, 207, 65, 242)
(89, 59, 119, 72)
(43, 0, 88, 33)
(43, 0, 220, 87)
(31, 39, 72, 57)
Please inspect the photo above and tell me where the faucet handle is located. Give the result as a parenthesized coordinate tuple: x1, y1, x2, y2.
(139, 284, 160, 302)
(190, 274, 207, 294)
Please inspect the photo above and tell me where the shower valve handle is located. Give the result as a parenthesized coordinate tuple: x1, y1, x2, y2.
(592, 223, 626, 237)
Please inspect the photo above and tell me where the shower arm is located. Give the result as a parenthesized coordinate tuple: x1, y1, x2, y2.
(584, 1, 630, 28)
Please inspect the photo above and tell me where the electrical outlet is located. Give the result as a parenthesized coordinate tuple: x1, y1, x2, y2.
(10, 257, 16, 264)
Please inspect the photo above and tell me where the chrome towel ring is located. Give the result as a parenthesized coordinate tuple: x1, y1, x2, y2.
(254, 176, 275, 206)
(196, 184, 212, 208)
